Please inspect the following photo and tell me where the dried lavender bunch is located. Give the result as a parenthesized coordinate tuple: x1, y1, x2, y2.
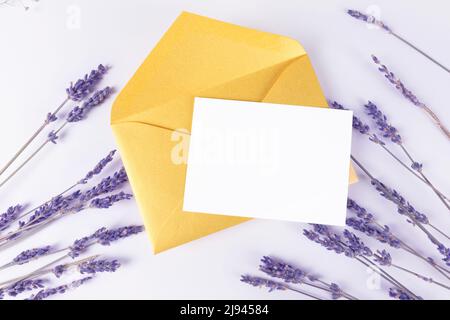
(371, 55, 450, 138)
(26, 277, 93, 300)
(364, 101, 449, 210)
(240, 275, 322, 300)
(6, 150, 117, 227)
(351, 155, 450, 267)
(259, 256, 357, 300)
(0, 64, 107, 178)
(0, 168, 132, 246)
(347, 198, 450, 280)
(330, 101, 448, 204)
(303, 225, 420, 299)
(347, 9, 450, 74)
(0, 86, 113, 189)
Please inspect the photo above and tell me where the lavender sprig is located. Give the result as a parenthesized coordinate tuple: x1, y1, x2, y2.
(241, 275, 322, 300)
(347, 9, 450, 74)
(0, 86, 113, 189)
(347, 198, 450, 280)
(365, 101, 449, 210)
(259, 256, 357, 300)
(389, 287, 418, 300)
(331, 101, 449, 209)
(371, 55, 450, 138)
(26, 276, 93, 300)
(351, 155, 450, 267)
(0, 64, 107, 179)
(79, 259, 120, 274)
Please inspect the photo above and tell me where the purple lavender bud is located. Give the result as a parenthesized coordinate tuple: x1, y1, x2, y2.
(79, 150, 116, 184)
(389, 288, 416, 300)
(411, 162, 423, 172)
(66, 64, 107, 101)
(47, 130, 58, 144)
(240, 275, 286, 292)
(26, 277, 93, 300)
(78, 259, 120, 274)
(67, 87, 112, 123)
(90, 192, 132, 209)
(365, 101, 402, 144)
(259, 256, 307, 284)
(95, 225, 144, 246)
(13, 246, 51, 265)
(330, 101, 371, 134)
(329, 283, 343, 300)
(79, 167, 128, 201)
(347, 9, 392, 32)
(45, 112, 57, 124)
(52, 264, 67, 278)
(374, 249, 392, 266)
(437, 244, 450, 266)
(0, 205, 22, 231)
(6, 279, 44, 297)
(371, 55, 424, 107)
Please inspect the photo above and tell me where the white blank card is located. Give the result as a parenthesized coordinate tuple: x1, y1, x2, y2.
(183, 98, 353, 226)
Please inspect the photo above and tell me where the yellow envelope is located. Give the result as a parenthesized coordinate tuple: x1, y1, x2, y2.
(111, 12, 357, 253)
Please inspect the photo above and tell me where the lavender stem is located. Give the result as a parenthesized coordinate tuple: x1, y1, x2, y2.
(287, 286, 323, 300)
(391, 263, 450, 290)
(390, 32, 450, 75)
(0, 97, 69, 178)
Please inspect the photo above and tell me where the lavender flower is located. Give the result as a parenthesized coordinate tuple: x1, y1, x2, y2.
(389, 288, 416, 300)
(79, 150, 116, 184)
(347, 199, 401, 248)
(0, 205, 22, 231)
(241, 275, 286, 292)
(365, 101, 402, 144)
(330, 101, 370, 134)
(80, 167, 128, 202)
(13, 246, 51, 265)
(66, 64, 107, 101)
(259, 256, 354, 300)
(259, 256, 307, 284)
(67, 86, 112, 122)
(45, 112, 57, 124)
(47, 130, 58, 144)
(68, 225, 143, 258)
(4, 279, 44, 298)
(371, 179, 429, 225)
(78, 259, 120, 274)
(96, 225, 144, 246)
(52, 264, 66, 278)
(90, 192, 132, 209)
(347, 9, 391, 32)
(374, 250, 392, 266)
(372, 55, 424, 107)
(26, 277, 93, 300)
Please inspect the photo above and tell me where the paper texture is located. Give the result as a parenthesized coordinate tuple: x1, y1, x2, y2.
(183, 98, 353, 225)
(111, 11, 358, 253)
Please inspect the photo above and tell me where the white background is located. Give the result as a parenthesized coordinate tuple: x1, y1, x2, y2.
(0, 0, 449, 300)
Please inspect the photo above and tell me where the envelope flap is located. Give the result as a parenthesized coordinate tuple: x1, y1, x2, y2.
(111, 12, 306, 125)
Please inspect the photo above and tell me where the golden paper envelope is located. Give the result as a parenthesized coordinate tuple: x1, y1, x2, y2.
(111, 12, 357, 253)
